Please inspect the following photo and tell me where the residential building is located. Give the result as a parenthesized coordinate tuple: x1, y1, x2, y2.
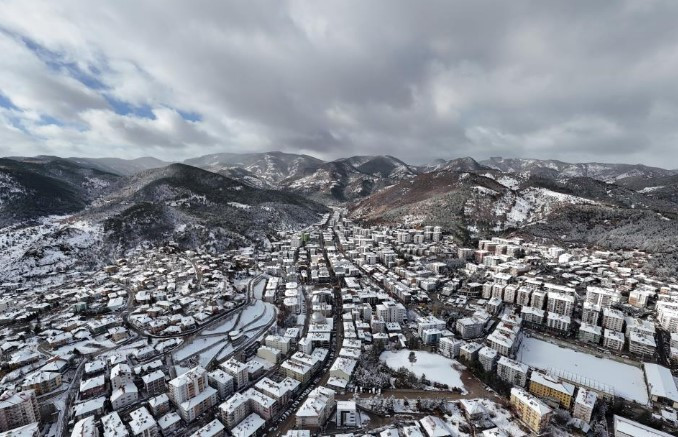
(573, 389, 597, 424)
(497, 356, 529, 387)
(296, 387, 335, 428)
(529, 371, 575, 409)
(510, 388, 552, 435)
(0, 390, 40, 432)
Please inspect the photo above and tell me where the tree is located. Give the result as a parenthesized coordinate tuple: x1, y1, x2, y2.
(408, 351, 417, 367)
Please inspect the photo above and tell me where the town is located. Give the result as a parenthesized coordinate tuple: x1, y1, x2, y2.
(0, 208, 677, 437)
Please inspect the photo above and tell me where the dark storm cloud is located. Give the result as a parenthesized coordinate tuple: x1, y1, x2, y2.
(0, 0, 677, 167)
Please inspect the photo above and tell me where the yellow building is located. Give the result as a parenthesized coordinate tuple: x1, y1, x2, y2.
(529, 371, 575, 409)
(510, 387, 553, 434)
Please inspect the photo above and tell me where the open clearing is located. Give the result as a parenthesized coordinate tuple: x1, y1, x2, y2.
(380, 349, 466, 390)
(517, 337, 648, 404)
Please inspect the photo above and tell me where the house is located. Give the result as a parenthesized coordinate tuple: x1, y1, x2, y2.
(22, 371, 62, 395)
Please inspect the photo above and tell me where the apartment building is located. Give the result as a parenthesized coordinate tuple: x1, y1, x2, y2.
(375, 301, 406, 323)
(529, 371, 576, 409)
(603, 329, 625, 351)
(497, 356, 529, 387)
(0, 390, 40, 432)
(438, 337, 462, 359)
(581, 302, 601, 326)
(220, 359, 249, 390)
(573, 389, 597, 424)
(207, 369, 234, 400)
(296, 387, 335, 428)
(510, 387, 552, 435)
(546, 292, 574, 317)
(168, 366, 218, 422)
(602, 308, 624, 332)
(578, 323, 602, 344)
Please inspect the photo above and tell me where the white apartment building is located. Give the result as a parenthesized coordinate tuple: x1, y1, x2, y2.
(578, 323, 602, 344)
(0, 390, 40, 432)
(603, 329, 625, 351)
(581, 302, 601, 326)
(168, 366, 218, 422)
(296, 387, 335, 428)
(586, 286, 615, 308)
(497, 356, 529, 387)
(375, 301, 406, 324)
(438, 337, 462, 359)
(220, 359, 249, 389)
(602, 308, 624, 332)
(546, 313, 571, 332)
(573, 388, 597, 424)
(546, 292, 575, 317)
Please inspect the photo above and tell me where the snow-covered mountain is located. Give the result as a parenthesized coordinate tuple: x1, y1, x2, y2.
(183, 151, 325, 186)
(0, 157, 121, 226)
(349, 163, 678, 245)
(481, 157, 676, 183)
(67, 156, 172, 176)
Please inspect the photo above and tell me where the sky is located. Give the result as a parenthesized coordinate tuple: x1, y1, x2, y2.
(1, 1, 678, 167)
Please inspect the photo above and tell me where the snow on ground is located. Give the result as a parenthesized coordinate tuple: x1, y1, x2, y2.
(252, 279, 266, 299)
(517, 337, 648, 404)
(380, 349, 466, 390)
(172, 336, 223, 362)
(639, 185, 665, 193)
(0, 215, 103, 284)
(202, 315, 238, 335)
(236, 300, 266, 329)
(243, 303, 275, 333)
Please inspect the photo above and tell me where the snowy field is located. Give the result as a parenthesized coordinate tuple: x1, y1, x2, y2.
(380, 349, 466, 390)
(517, 337, 649, 404)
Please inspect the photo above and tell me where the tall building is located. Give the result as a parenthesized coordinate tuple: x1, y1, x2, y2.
(0, 390, 40, 432)
(529, 371, 576, 409)
(573, 389, 597, 424)
(510, 388, 552, 435)
(168, 367, 218, 422)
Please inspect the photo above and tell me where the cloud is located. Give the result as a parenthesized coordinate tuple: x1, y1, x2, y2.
(0, 1, 677, 167)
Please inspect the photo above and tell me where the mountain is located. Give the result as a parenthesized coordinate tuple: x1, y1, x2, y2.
(350, 164, 678, 249)
(335, 155, 418, 179)
(185, 152, 420, 204)
(0, 157, 120, 226)
(183, 151, 325, 186)
(279, 155, 419, 204)
(92, 163, 328, 252)
(481, 157, 676, 183)
(439, 157, 490, 173)
(67, 156, 172, 176)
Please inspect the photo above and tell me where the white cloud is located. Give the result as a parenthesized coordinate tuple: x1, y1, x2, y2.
(0, 1, 676, 166)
